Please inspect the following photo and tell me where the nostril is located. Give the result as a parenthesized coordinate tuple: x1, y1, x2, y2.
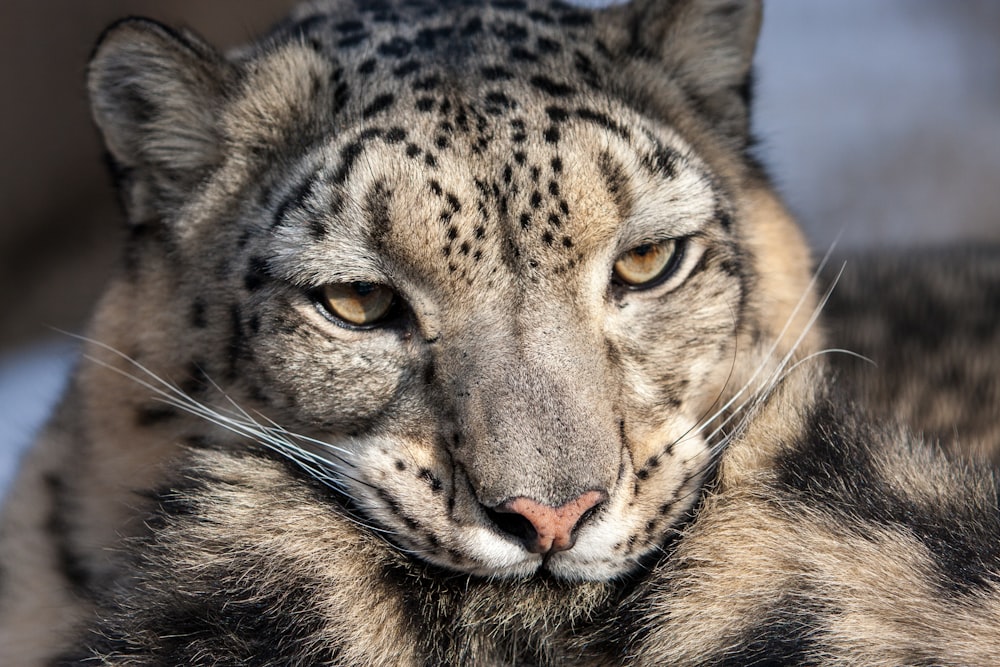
(484, 506, 538, 545)
(577, 504, 600, 530)
(484, 490, 607, 555)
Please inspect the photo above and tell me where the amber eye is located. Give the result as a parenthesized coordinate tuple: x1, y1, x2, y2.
(318, 282, 396, 326)
(613, 239, 684, 288)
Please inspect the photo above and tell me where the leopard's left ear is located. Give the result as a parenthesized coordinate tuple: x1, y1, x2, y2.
(605, 0, 762, 144)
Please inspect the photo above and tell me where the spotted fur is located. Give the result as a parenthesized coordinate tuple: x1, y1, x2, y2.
(1, 1, 998, 665)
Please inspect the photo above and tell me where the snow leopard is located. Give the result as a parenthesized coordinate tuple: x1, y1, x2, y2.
(1, 1, 998, 664)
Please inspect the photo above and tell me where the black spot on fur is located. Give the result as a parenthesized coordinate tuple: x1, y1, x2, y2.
(243, 256, 270, 291)
(377, 489, 422, 532)
(190, 298, 207, 329)
(494, 21, 529, 42)
(641, 143, 679, 180)
(544, 126, 561, 143)
(573, 50, 599, 85)
(537, 36, 562, 54)
(338, 32, 369, 48)
(419, 468, 444, 493)
(378, 36, 413, 58)
(715, 208, 734, 231)
(43, 473, 93, 597)
(136, 405, 180, 428)
(226, 305, 248, 380)
(333, 80, 351, 109)
(385, 126, 408, 143)
(365, 182, 393, 236)
(482, 65, 513, 81)
(546, 106, 569, 122)
(461, 16, 484, 36)
(510, 46, 538, 62)
(598, 150, 632, 218)
(576, 108, 631, 140)
(180, 361, 211, 397)
(530, 75, 574, 97)
(363, 93, 396, 119)
(335, 19, 365, 33)
(485, 91, 514, 114)
(273, 174, 317, 228)
(333, 141, 365, 185)
(415, 26, 453, 51)
(491, 0, 527, 9)
(392, 59, 421, 78)
(557, 9, 593, 27)
(414, 75, 441, 92)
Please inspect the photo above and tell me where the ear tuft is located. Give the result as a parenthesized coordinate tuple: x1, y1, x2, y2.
(88, 18, 232, 221)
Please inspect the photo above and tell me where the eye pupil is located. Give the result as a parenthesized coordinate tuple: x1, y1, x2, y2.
(319, 282, 396, 326)
(633, 244, 653, 257)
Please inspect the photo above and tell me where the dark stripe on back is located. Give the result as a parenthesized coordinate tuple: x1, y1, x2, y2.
(775, 393, 1000, 596)
(705, 593, 825, 667)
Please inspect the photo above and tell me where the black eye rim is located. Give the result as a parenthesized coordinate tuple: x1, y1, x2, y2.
(612, 236, 688, 291)
(311, 281, 406, 331)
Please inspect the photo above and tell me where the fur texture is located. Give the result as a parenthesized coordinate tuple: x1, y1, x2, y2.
(1, 1, 998, 664)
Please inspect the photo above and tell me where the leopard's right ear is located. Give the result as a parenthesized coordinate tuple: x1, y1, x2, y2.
(88, 18, 234, 223)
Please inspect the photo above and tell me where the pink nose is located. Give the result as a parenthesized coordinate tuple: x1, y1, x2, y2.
(494, 491, 606, 554)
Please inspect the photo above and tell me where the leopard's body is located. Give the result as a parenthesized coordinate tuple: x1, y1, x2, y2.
(1, 1, 999, 664)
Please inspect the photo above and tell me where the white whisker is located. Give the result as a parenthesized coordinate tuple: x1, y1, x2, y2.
(677, 249, 842, 452)
(67, 332, 369, 489)
(681, 251, 853, 473)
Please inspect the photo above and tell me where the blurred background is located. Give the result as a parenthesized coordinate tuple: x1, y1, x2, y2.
(1, 0, 999, 490)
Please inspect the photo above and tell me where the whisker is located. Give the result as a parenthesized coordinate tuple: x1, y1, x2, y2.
(678, 250, 841, 453)
(772, 348, 875, 389)
(71, 333, 375, 489)
(680, 252, 852, 480)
